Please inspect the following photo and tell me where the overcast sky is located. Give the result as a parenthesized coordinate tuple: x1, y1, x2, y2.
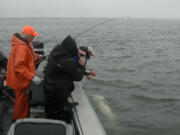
(0, 0, 180, 19)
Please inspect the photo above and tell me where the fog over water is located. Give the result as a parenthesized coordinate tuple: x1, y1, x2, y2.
(1, 18, 180, 135)
(0, 0, 180, 18)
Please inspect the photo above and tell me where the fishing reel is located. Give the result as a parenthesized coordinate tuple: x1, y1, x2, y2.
(33, 41, 44, 56)
(33, 41, 46, 70)
(64, 96, 79, 112)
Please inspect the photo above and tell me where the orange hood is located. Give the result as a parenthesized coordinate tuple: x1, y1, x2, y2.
(11, 33, 29, 47)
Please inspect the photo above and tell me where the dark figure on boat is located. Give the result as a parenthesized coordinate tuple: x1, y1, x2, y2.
(44, 36, 86, 123)
(73, 46, 97, 80)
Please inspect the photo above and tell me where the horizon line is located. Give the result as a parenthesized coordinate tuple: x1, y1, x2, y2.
(0, 17, 180, 20)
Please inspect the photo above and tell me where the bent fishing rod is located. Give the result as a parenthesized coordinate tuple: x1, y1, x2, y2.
(73, 18, 117, 39)
(39, 18, 117, 61)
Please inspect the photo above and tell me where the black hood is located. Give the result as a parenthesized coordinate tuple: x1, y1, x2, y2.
(61, 36, 78, 57)
(52, 36, 78, 59)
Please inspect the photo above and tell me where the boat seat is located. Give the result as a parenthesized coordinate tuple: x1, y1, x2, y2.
(7, 118, 73, 135)
(29, 81, 45, 106)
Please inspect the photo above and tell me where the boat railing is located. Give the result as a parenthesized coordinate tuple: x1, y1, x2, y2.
(72, 98, 84, 135)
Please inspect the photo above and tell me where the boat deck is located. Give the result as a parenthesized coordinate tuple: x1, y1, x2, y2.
(0, 103, 13, 135)
(0, 83, 107, 135)
(0, 103, 46, 135)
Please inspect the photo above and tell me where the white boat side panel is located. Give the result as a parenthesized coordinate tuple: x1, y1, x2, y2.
(72, 83, 107, 135)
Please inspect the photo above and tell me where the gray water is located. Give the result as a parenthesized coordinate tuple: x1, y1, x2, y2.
(1, 18, 180, 135)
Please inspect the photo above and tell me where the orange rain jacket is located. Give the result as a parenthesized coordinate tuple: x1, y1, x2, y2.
(6, 33, 38, 120)
(6, 33, 38, 91)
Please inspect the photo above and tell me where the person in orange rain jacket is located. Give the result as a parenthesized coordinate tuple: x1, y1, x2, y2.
(6, 26, 42, 122)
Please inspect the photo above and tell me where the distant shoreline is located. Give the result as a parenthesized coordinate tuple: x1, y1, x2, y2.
(0, 17, 180, 20)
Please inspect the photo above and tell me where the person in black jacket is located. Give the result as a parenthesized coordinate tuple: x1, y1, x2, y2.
(44, 36, 86, 123)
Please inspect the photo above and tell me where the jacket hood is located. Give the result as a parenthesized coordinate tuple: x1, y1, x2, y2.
(52, 36, 78, 58)
(11, 33, 29, 47)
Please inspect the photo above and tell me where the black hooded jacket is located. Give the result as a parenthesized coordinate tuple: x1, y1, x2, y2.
(44, 36, 85, 96)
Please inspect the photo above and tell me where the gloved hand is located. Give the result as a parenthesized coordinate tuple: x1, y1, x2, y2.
(32, 76, 41, 85)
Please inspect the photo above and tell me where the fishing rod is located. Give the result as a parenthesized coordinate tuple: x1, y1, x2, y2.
(37, 18, 117, 62)
(74, 18, 117, 39)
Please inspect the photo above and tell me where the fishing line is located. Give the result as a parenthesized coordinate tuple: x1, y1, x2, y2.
(40, 18, 118, 60)
(74, 18, 117, 39)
